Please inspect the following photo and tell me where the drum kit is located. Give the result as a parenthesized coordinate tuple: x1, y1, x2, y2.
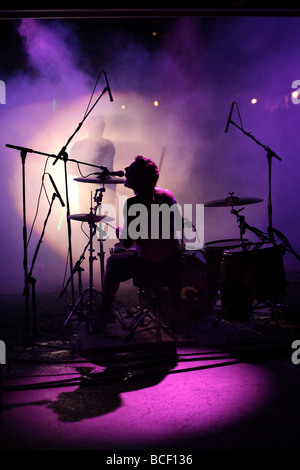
(65, 171, 293, 330)
(53, 120, 300, 336)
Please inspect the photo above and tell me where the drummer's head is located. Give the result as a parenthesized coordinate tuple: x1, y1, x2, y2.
(125, 156, 159, 193)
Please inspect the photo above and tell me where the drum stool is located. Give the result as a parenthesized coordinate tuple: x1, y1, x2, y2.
(124, 261, 175, 342)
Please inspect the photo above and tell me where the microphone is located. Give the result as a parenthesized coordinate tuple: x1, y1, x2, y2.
(96, 168, 124, 178)
(102, 70, 113, 102)
(105, 170, 124, 177)
(225, 101, 235, 133)
(48, 174, 65, 207)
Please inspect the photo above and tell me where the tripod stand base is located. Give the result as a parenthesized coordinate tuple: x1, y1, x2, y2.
(124, 288, 178, 342)
(61, 287, 100, 334)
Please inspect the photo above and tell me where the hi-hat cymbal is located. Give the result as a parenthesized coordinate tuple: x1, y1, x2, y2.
(204, 195, 264, 207)
(68, 213, 115, 223)
(74, 177, 126, 185)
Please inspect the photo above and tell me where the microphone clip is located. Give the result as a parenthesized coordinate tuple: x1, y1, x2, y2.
(53, 146, 68, 166)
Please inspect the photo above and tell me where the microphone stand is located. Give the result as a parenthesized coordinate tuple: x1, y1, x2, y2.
(51, 85, 110, 309)
(229, 119, 281, 242)
(228, 119, 300, 260)
(5, 69, 113, 348)
(20, 148, 30, 345)
(27, 192, 58, 334)
(5, 143, 107, 349)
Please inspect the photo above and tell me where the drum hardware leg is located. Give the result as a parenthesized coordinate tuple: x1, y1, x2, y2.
(270, 227, 300, 261)
(214, 295, 286, 339)
(124, 288, 177, 342)
(125, 289, 161, 341)
(213, 301, 272, 342)
(94, 188, 128, 330)
(95, 236, 128, 329)
(109, 299, 129, 331)
(75, 263, 84, 318)
(213, 309, 224, 327)
(252, 298, 285, 331)
(62, 286, 100, 334)
(59, 238, 90, 317)
(225, 319, 271, 344)
(124, 289, 156, 341)
(93, 187, 106, 290)
(97, 237, 106, 292)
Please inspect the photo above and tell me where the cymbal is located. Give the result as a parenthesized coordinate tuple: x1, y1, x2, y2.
(68, 213, 115, 223)
(74, 177, 126, 185)
(204, 195, 264, 207)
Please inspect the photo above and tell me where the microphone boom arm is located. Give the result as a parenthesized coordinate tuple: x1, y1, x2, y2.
(52, 86, 107, 166)
(229, 119, 282, 162)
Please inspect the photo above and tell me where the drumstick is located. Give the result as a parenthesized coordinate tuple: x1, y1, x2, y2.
(99, 221, 116, 230)
(158, 146, 166, 172)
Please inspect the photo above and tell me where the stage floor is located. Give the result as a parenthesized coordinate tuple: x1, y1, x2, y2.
(1, 276, 300, 452)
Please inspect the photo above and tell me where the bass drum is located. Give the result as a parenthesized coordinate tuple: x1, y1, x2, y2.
(221, 242, 287, 322)
(110, 242, 136, 255)
(179, 251, 211, 323)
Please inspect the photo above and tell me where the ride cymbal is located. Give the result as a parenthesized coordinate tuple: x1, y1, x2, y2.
(68, 213, 115, 223)
(74, 177, 126, 184)
(204, 195, 263, 207)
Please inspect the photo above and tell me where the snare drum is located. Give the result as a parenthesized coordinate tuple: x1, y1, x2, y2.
(221, 242, 287, 322)
(110, 242, 136, 255)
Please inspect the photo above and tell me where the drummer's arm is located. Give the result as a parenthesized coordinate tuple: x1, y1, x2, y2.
(118, 227, 134, 249)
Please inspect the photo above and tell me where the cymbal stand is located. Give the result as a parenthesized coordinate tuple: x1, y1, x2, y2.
(93, 187, 106, 290)
(230, 206, 269, 243)
(93, 186, 127, 330)
(59, 239, 89, 314)
(61, 205, 99, 333)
